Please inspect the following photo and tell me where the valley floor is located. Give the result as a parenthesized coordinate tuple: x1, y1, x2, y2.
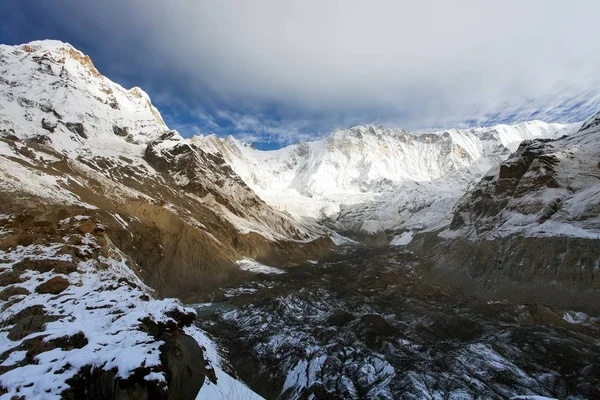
(195, 246, 600, 399)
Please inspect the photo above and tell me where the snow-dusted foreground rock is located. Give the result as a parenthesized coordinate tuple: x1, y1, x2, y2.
(0, 213, 262, 399)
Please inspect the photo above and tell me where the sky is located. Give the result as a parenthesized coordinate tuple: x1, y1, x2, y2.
(2, 1, 600, 149)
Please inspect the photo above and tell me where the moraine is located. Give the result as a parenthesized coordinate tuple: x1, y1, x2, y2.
(196, 245, 600, 399)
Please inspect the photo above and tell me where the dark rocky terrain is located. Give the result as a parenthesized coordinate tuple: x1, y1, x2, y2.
(198, 246, 600, 399)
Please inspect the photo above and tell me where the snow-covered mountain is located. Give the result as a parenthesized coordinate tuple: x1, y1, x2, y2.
(0, 40, 333, 399)
(192, 121, 574, 240)
(0, 40, 167, 153)
(2, 40, 573, 245)
(407, 110, 600, 313)
(0, 40, 330, 253)
(0, 39, 589, 247)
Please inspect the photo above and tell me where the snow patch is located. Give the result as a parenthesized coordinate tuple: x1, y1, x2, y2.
(563, 311, 590, 324)
(329, 232, 358, 246)
(236, 258, 286, 274)
(0, 223, 262, 399)
(390, 231, 413, 246)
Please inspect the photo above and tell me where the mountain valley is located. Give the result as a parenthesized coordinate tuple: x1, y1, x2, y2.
(0, 40, 598, 399)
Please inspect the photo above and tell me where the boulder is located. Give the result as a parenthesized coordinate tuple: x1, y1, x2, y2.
(64, 122, 87, 139)
(326, 309, 355, 326)
(3, 304, 45, 326)
(0, 271, 23, 286)
(35, 276, 70, 294)
(160, 333, 207, 400)
(62, 333, 206, 400)
(113, 125, 129, 137)
(7, 312, 60, 341)
(354, 314, 397, 346)
(0, 286, 30, 300)
(13, 259, 78, 275)
(77, 220, 98, 234)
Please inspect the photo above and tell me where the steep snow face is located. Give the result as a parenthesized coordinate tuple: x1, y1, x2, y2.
(446, 110, 600, 240)
(193, 122, 573, 234)
(0, 40, 167, 156)
(441, 120, 574, 153)
(145, 132, 325, 241)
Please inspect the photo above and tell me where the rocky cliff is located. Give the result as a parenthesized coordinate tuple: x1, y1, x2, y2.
(416, 110, 600, 311)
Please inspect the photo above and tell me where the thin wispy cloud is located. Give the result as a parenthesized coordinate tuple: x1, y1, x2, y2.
(2, 0, 600, 147)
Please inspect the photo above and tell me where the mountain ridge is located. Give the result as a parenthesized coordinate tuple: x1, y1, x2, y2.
(0, 39, 334, 298)
(191, 118, 575, 240)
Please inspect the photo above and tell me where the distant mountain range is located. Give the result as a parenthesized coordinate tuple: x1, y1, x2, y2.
(192, 120, 575, 241)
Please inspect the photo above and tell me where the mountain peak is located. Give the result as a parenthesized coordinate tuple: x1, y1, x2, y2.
(578, 109, 600, 132)
(17, 39, 72, 52)
(14, 40, 101, 77)
(0, 41, 170, 153)
(329, 124, 412, 143)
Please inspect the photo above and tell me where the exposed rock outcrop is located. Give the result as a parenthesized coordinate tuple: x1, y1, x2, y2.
(421, 111, 600, 311)
(35, 275, 70, 294)
(448, 113, 600, 237)
(0, 206, 211, 399)
(410, 232, 600, 313)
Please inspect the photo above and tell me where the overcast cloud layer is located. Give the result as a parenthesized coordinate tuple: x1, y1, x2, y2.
(2, 1, 600, 147)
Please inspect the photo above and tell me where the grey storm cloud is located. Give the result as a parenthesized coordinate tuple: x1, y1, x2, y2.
(13, 0, 600, 142)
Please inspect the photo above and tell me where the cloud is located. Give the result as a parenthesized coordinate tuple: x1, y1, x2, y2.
(3, 0, 600, 145)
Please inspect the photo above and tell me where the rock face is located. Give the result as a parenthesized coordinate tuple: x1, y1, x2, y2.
(6, 306, 60, 340)
(159, 334, 206, 400)
(423, 110, 600, 309)
(144, 131, 315, 241)
(0, 286, 29, 300)
(35, 275, 70, 294)
(64, 316, 206, 400)
(448, 138, 563, 233)
(448, 112, 600, 238)
(413, 233, 600, 313)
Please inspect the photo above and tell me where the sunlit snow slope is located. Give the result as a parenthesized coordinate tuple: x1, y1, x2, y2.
(193, 122, 575, 237)
(0, 39, 278, 400)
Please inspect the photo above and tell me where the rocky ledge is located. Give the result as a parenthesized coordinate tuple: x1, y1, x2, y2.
(0, 210, 211, 399)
